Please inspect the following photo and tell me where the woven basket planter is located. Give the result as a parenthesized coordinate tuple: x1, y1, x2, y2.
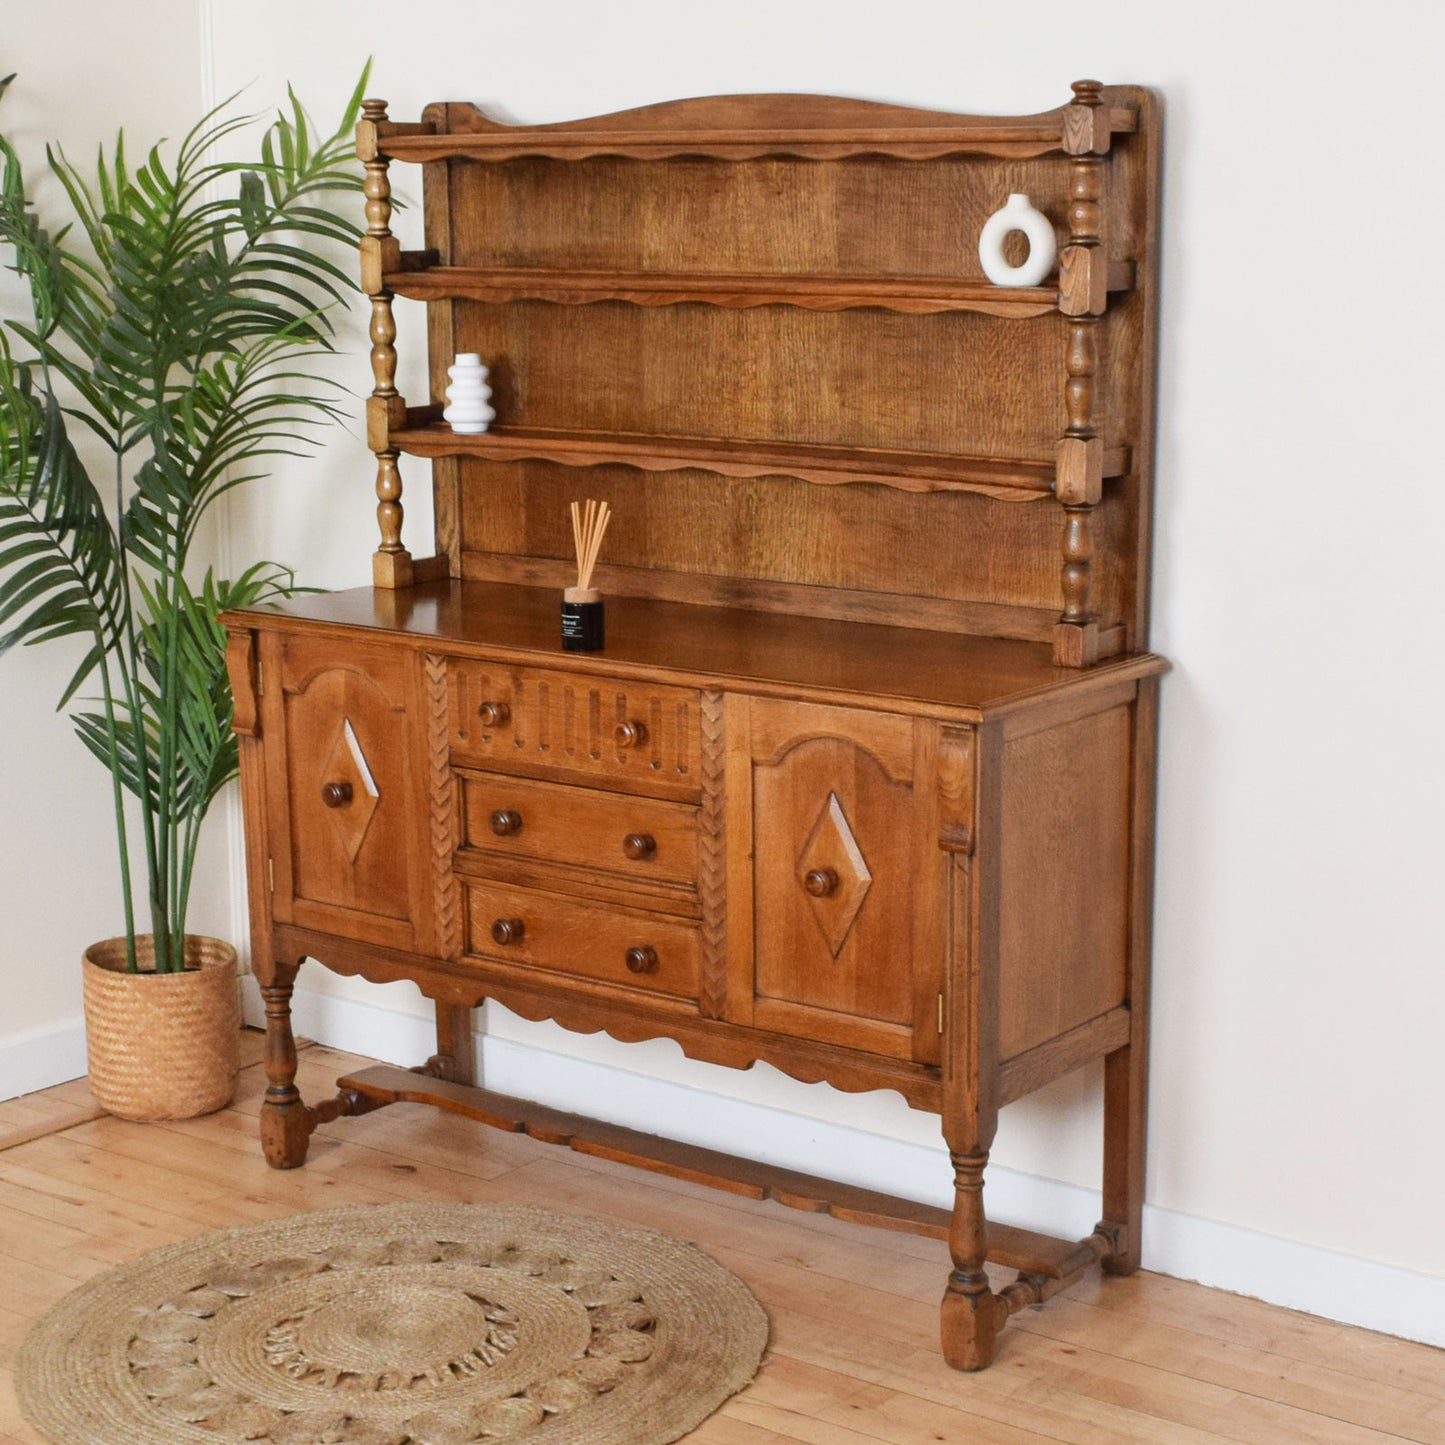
(81, 935, 240, 1120)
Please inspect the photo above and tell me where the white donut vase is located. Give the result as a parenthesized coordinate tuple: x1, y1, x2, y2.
(977, 193, 1057, 288)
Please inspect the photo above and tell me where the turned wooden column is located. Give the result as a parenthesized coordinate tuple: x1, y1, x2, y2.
(938, 719, 1009, 1369)
(357, 99, 413, 589)
(940, 1148, 1010, 1369)
(1053, 80, 1110, 667)
(259, 965, 313, 1169)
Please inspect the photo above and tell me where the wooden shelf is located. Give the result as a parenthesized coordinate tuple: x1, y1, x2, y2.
(375, 117, 1138, 165)
(374, 93, 1138, 165)
(389, 419, 1130, 501)
(382, 127, 1083, 163)
(385, 265, 1080, 317)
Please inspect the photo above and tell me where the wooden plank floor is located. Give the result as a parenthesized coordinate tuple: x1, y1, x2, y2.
(2, 1034, 1443, 1444)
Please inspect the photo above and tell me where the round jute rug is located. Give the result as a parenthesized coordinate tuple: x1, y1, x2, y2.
(16, 1201, 768, 1444)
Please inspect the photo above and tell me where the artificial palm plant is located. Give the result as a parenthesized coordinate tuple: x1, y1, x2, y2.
(0, 70, 368, 974)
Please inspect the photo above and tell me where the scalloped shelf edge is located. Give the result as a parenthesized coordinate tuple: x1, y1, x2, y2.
(389, 418, 1130, 502)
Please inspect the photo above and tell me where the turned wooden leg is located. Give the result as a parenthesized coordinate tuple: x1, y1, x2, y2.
(259, 973, 313, 1170)
(940, 1148, 1010, 1370)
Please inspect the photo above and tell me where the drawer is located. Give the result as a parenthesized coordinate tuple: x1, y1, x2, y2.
(460, 772, 697, 884)
(448, 661, 703, 799)
(464, 882, 699, 1000)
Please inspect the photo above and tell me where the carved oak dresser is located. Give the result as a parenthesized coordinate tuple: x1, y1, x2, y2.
(223, 81, 1165, 1370)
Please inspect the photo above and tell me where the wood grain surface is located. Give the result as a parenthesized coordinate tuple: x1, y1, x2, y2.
(240, 580, 1165, 716)
(356, 86, 1158, 660)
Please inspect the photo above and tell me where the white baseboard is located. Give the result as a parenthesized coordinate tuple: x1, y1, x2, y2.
(240, 973, 448, 1071)
(1142, 1201, 1445, 1350)
(0, 1017, 89, 1101)
(239, 979, 1445, 1350)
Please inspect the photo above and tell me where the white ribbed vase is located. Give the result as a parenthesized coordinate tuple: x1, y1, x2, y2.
(977, 193, 1057, 288)
(443, 353, 496, 434)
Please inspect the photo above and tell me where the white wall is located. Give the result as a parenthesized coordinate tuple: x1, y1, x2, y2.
(5, 0, 1444, 1347)
(0, 1, 217, 1095)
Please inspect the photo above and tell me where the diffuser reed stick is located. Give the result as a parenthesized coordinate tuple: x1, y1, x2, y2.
(563, 498, 610, 651)
(569, 498, 611, 595)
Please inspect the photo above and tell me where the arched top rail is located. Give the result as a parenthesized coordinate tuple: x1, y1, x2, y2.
(357, 86, 1141, 164)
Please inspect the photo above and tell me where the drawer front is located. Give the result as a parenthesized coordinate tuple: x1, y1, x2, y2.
(448, 662, 702, 798)
(460, 772, 698, 884)
(465, 882, 699, 1000)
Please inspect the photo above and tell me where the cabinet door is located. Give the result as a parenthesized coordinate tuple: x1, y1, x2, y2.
(263, 634, 430, 952)
(727, 698, 946, 1063)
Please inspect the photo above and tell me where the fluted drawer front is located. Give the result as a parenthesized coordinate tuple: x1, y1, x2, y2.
(448, 662, 702, 799)
(464, 881, 700, 999)
(459, 771, 697, 884)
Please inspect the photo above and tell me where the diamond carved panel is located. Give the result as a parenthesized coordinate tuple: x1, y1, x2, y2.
(322, 718, 381, 862)
(797, 792, 872, 958)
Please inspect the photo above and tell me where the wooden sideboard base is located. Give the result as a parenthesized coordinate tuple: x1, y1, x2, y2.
(268, 1055, 1124, 1368)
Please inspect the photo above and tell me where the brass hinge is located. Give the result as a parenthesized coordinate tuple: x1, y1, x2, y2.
(255, 658, 264, 696)
(266, 857, 274, 892)
(938, 993, 945, 1034)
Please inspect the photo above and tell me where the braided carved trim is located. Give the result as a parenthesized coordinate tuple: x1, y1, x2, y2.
(698, 691, 727, 1019)
(424, 652, 462, 960)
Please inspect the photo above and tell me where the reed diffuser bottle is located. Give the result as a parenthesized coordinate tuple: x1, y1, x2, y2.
(563, 499, 610, 651)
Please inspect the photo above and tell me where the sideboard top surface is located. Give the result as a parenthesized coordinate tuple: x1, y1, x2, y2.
(233, 581, 1163, 716)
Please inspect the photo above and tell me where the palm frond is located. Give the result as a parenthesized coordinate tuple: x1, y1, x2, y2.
(1, 64, 369, 956)
(0, 341, 124, 704)
(1, 134, 73, 339)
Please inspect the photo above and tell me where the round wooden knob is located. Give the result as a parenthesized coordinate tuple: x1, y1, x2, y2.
(490, 917, 525, 946)
(489, 809, 523, 837)
(625, 945, 658, 975)
(803, 868, 838, 898)
(321, 781, 353, 809)
(614, 719, 648, 750)
(622, 832, 656, 860)
(478, 700, 511, 728)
